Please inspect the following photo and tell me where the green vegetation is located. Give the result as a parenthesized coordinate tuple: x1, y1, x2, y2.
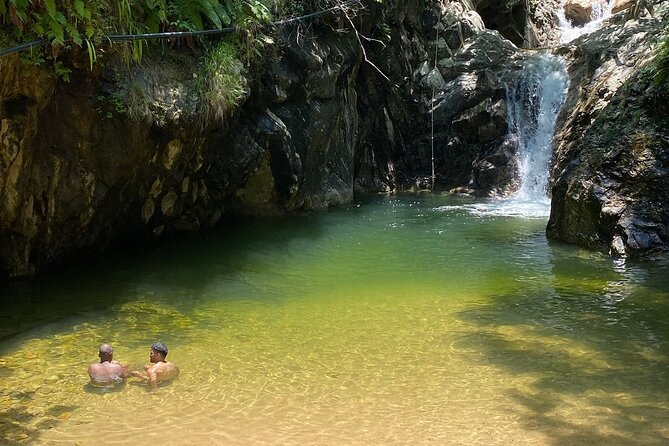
(0, 0, 329, 67)
(199, 41, 247, 121)
(1, 0, 344, 123)
(652, 33, 669, 95)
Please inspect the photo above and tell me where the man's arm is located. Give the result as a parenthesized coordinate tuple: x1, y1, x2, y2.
(147, 367, 158, 388)
(131, 370, 149, 380)
(131, 365, 158, 388)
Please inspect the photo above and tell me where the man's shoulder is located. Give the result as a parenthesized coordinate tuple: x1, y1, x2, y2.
(153, 361, 179, 379)
(157, 361, 177, 371)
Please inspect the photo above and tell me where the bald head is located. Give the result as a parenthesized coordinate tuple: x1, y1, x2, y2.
(98, 344, 113, 362)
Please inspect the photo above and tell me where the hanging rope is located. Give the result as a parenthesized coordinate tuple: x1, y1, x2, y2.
(430, 24, 439, 192)
(0, 0, 358, 59)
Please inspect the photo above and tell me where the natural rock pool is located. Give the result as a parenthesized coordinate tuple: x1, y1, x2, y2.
(1, 193, 668, 445)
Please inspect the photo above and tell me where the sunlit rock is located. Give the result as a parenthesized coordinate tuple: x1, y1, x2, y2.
(564, 0, 604, 26)
(612, 0, 635, 14)
(548, 9, 669, 257)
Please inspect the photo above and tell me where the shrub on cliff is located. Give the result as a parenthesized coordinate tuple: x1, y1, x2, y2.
(653, 33, 669, 96)
(0, 0, 292, 67)
(199, 41, 247, 121)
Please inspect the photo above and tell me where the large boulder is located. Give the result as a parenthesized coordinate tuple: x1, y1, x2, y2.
(612, 0, 635, 14)
(354, 0, 527, 196)
(473, 0, 562, 48)
(564, 0, 604, 26)
(548, 10, 669, 257)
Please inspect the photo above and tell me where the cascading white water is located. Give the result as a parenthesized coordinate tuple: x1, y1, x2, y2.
(439, 2, 612, 219)
(508, 54, 569, 203)
(440, 54, 569, 219)
(557, 0, 614, 43)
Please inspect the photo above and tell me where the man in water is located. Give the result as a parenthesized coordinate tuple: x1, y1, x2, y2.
(88, 344, 129, 386)
(131, 342, 179, 389)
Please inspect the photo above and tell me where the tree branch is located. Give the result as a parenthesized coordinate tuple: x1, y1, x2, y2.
(337, 1, 390, 82)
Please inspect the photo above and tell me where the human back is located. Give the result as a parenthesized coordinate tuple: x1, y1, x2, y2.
(149, 360, 180, 383)
(88, 344, 128, 386)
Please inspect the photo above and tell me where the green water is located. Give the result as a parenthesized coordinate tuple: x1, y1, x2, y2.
(1, 194, 668, 445)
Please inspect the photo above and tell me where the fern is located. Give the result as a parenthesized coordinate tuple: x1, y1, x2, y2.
(653, 34, 669, 94)
(1, 0, 280, 73)
(172, 0, 232, 31)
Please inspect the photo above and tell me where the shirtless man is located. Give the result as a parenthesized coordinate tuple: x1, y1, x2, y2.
(88, 344, 129, 386)
(131, 342, 179, 389)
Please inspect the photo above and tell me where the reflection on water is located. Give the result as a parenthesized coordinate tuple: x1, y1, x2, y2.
(1, 194, 668, 445)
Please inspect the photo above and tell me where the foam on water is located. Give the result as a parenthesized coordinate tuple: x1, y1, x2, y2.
(437, 197, 551, 219)
(558, 0, 614, 43)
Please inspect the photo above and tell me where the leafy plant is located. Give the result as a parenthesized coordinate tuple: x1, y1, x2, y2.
(0, 0, 284, 66)
(170, 0, 232, 30)
(198, 40, 247, 121)
(652, 33, 669, 94)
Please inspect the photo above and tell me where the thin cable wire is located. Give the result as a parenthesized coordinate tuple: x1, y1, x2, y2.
(431, 25, 438, 191)
(0, 0, 358, 58)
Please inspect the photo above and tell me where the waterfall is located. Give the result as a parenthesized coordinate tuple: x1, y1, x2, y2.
(557, 0, 614, 43)
(440, 54, 568, 219)
(508, 54, 569, 203)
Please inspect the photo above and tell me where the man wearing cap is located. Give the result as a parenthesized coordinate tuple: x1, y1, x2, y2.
(131, 342, 179, 389)
(88, 344, 129, 386)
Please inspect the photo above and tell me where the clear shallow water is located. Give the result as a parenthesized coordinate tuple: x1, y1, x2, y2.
(1, 193, 669, 445)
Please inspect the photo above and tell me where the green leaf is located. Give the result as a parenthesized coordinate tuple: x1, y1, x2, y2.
(74, 0, 86, 17)
(13, 0, 29, 12)
(48, 16, 65, 45)
(132, 39, 143, 63)
(32, 22, 45, 35)
(146, 10, 160, 33)
(85, 38, 97, 70)
(54, 11, 67, 25)
(44, 0, 58, 18)
(202, 0, 222, 29)
(66, 23, 82, 45)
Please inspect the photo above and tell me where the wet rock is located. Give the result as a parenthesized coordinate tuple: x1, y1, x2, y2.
(564, 0, 603, 26)
(473, 0, 562, 48)
(548, 9, 669, 257)
(423, 68, 448, 90)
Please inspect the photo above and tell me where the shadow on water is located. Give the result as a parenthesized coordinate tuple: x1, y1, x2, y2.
(0, 212, 333, 443)
(455, 250, 669, 445)
(0, 211, 331, 343)
(0, 388, 78, 445)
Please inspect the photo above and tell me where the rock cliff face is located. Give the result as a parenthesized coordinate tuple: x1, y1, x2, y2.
(473, 0, 562, 48)
(0, 25, 360, 279)
(3, 0, 553, 279)
(548, 4, 669, 257)
(2, 0, 667, 279)
(355, 0, 545, 196)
